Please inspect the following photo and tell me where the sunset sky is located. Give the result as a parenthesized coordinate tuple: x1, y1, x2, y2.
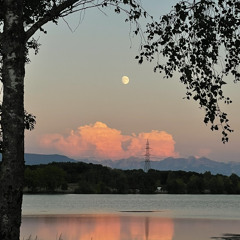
(24, 0, 240, 163)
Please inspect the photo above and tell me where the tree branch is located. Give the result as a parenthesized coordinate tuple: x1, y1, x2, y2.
(25, 0, 80, 41)
(25, 0, 145, 41)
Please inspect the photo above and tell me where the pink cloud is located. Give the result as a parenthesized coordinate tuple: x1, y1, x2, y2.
(40, 121, 178, 160)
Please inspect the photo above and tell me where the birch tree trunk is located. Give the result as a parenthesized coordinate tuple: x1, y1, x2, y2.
(0, 1, 25, 240)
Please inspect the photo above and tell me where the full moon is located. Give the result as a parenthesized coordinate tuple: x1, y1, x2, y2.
(122, 76, 130, 85)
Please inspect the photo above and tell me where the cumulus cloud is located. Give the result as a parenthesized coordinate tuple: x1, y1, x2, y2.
(40, 121, 178, 160)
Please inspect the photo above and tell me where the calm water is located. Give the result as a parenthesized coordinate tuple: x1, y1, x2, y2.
(21, 194, 240, 240)
(22, 194, 240, 219)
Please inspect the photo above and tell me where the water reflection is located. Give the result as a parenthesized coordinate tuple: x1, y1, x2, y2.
(21, 214, 174, 240)
(21, 214, 240, 240)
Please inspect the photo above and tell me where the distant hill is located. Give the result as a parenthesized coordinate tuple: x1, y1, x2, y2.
(25, 153, 78, 165)
(1, 153, 239, 176)
(24, 153, 78, 165)
(80, 156, 240, 176)
(151, 157, 240, 176)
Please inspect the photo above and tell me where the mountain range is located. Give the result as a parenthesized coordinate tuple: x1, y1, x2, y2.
(19, 153, 240, 176)
(1, 153, 239, 176)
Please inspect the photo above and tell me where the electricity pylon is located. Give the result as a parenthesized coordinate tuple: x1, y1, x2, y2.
(144, 139, 151, 172)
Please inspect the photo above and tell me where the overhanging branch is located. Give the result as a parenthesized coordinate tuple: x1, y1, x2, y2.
(25, 0, 146, 42)
(25, 0, 80, 41)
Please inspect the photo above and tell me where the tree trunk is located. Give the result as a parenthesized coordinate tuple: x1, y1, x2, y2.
(0, 1, 25, 240)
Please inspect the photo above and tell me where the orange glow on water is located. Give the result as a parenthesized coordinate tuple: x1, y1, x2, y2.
(40, 121, 178, 160)
(21, 214, 174, 240)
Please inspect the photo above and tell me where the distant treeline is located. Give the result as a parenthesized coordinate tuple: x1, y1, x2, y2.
(22, 161, 240, 194)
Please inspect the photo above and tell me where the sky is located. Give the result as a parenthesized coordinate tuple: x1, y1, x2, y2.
(24, 0, 240, 163)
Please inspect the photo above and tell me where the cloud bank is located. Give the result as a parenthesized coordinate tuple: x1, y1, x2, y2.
(40, 121, 178, 160)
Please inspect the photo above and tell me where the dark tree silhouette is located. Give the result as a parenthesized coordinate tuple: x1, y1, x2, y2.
(138, 0, 240, 143)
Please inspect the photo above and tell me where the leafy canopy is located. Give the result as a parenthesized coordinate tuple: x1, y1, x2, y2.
(137, 0, 240, 143)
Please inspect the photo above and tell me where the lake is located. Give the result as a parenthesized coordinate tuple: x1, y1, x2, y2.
(21, 194, 240, 240)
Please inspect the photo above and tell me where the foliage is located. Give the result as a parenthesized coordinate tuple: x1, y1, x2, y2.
(23, 161, 240, 194)
(137, 0, 240, 143)
(24, 165, 67, 192)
